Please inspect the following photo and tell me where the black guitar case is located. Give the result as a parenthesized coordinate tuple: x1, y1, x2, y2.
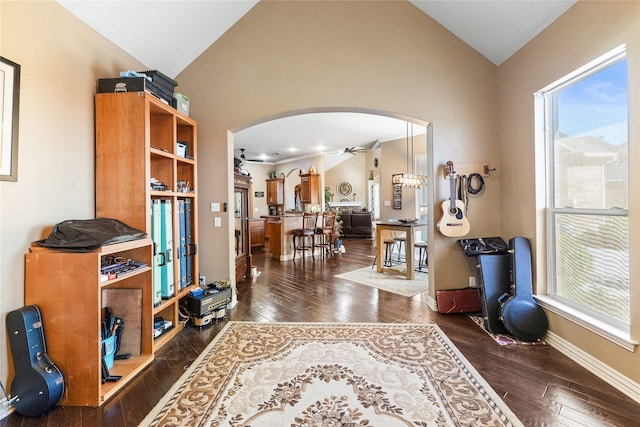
(499, 236, 548, 341)
(6, 305, 65, 417)
(476, 254, 510, 334)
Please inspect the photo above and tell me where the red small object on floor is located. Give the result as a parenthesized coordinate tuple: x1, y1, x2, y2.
(436, 288, 482, 314)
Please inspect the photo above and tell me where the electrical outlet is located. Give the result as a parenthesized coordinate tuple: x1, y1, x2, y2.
(469, 276, 476, 287)
(199, 275, 206, 285)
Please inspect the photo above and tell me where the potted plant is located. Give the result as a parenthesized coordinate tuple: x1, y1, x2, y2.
(324, 186, 332, 204)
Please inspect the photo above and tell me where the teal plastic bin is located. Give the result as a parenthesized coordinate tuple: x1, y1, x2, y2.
(102, 335, 116, 369)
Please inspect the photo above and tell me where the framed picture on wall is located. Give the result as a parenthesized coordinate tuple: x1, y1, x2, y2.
(0, 56, 21, 181)
(392, 174, 402, 209)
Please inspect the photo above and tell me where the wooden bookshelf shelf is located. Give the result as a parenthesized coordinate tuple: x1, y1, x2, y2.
(24, 91, 200, 407)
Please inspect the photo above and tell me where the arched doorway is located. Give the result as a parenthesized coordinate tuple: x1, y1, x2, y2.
(227, 107, 435, 304)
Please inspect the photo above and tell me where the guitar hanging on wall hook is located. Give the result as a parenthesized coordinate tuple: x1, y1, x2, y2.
(437, 161, 471, 237)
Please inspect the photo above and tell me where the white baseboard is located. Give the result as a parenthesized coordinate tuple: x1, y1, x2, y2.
(545, 330, 640, 404)
(427, 295, 438, 312)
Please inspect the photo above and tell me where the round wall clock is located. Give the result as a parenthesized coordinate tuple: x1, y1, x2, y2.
(337, 181, 352, 197)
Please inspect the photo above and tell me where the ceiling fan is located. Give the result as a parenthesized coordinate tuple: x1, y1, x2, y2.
(341, 146, 367, 155)
(236, 148, 264, 163)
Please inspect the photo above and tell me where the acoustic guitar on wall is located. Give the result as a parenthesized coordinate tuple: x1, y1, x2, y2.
(437, 161, 471, 237)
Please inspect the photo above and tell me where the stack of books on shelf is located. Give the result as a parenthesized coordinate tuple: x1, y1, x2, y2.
(100, 258, 147, 282)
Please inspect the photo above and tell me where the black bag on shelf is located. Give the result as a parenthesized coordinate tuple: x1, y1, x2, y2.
(36, 218, 146, 251)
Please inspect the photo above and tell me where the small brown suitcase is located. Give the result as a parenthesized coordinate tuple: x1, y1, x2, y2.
(436, 288, 482, 314)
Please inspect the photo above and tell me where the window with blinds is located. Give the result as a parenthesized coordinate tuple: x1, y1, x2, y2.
(536, 45, 629, 330)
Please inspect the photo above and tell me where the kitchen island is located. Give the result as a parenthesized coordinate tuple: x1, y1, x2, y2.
(262, 213, 305, 260)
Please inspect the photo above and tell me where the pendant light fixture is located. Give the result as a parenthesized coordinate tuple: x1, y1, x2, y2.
(400, 122, 426, 188)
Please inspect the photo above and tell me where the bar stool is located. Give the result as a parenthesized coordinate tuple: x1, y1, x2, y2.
(372, 233, 401, 269)
(315, 211, 337, 257)
(292, 212, 318, 260)
(393, 234, 406, 263)
(414, 241, 428, 272)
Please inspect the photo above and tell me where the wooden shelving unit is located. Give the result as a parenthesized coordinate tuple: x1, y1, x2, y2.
(23, 91, 198, 407)
(95, 91, 199, 354)
(25, 239, 154, 406)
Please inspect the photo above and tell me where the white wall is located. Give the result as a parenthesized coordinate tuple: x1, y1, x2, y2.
(325, 154, 367, 207)
(498, 1, 640, 386)
(1, 0, 146, 383)
(176, 0, 501, 300)
(239, 163, 271, 217)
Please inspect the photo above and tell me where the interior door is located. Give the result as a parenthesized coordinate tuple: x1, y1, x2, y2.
(234, 189, 245, 256)
(234, 176, 252, 281)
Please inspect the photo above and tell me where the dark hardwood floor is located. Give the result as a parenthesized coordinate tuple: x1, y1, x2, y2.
(3, 238, 639, 426)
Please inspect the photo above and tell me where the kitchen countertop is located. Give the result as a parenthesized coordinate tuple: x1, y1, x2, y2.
(261, 213, 304, 219)
(262, 214, 307, 260)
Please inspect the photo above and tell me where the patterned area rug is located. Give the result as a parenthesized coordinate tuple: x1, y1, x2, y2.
(140, 322, 523, 427)
(469, 315, 547, 346)
(334, 266, 428, 297)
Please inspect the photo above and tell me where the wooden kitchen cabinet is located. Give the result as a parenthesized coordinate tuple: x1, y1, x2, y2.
(266, 177, 284, 205)
(300, 173, 320, 204)
(249, 218, 266, 249)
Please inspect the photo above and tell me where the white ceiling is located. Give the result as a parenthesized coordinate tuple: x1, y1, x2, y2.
(58, 0, 259, 79)
(57, 0, 576, 164)
(234, 112, 427, 165)
(412, 1, 576, 66)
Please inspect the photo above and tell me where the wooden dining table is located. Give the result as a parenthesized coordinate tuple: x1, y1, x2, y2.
(375, 220, 427, 280)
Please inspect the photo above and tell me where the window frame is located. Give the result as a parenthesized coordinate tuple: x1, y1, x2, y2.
(534, 44, 636, 351)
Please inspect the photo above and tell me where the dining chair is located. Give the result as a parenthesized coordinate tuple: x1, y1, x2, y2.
(414, 241, 428, 272)
(393, 233, 407, 263)
(292, 212, 319, 260)
(315, 211, 337, 257)
(371, 230, 402, 269)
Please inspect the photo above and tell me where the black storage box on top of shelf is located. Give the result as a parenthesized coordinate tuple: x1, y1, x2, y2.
(98, 77, 177, 109)
(137, 70, 177, 94)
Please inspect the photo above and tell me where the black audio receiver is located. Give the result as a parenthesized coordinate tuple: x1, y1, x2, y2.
(186, 288, 232, 317)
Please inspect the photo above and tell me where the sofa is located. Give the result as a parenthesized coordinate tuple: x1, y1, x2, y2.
(339, 210, 373, 238)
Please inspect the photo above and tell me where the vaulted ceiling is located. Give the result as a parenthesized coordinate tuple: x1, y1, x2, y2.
(57, 0, 576, 164)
